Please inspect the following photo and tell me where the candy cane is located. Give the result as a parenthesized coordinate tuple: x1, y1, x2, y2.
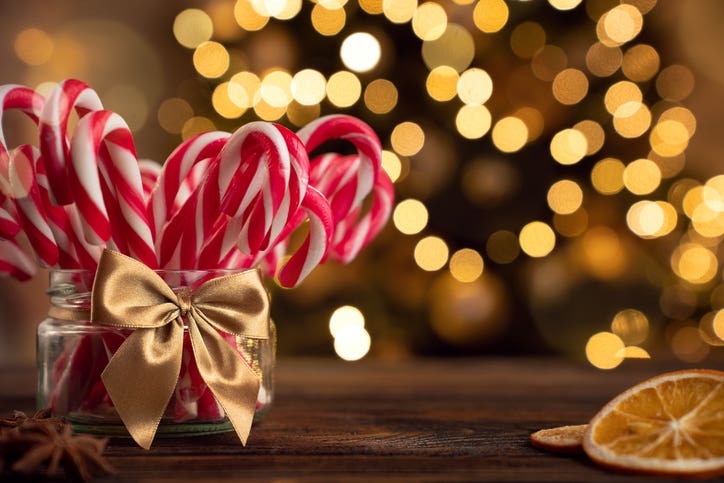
(177, 158, 213, 210)
(334, 168, 394, 263)
(0, 238, 36, 280)
(40, 79, 103, 205)
(0, 206, 20, 240)
(30, 148, 98, 269)
(234, 124, 309, 255)
(0, 85, 44, 200)
(276, 185, 333, 287)
(68, 110, 156, 267)
(309, 153, 360, 247)
(7, 145, 59, 267)
(202, 123, 310, 270)
(299, 116, 391, 263)
(297, 115, 380, 223)
(149, 131, 229, 239)
(174, 122, 291, 269)
(138, 159, 162, 203)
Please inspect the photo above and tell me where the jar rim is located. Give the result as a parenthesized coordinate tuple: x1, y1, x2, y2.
(48, 267, 259, 275)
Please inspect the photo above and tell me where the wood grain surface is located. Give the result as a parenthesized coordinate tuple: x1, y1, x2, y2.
(0, 358, 699, 481)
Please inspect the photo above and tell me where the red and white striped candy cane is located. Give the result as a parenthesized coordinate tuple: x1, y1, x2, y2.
(0, 207, 19, 240)
(276, 185, 333, 287)
(8, 145, 59, 267)
(234, 124, 309, 255)
(149, 131, 229, 240)
(62, 206, 102, 269)
(32, 146, 99, 269)
(0, 238, 36, 280)
(138, 159, 162, 204)
(39, 79, 103, 205)
(176, 158, 212, 210)
(299, 116, 391, 263)
(0, 84, 44, 208)
(333, 168, 394, 263)
(309, 153, 360, 247)
(183, 122, 291, 269)
(198, 123, 309, 271)
(69, 110, 156, 267)
(297, 115, 380, 224)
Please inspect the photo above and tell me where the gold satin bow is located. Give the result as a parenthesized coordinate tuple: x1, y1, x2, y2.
(90, 249, 270, 449)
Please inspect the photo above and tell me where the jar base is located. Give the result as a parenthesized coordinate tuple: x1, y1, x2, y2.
(65, 407, 271, 438)
(67, 413, 233, 438)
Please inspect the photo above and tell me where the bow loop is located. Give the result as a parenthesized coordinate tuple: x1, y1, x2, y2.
(191, 271, 270, 338)
(90, 249, 270, 449)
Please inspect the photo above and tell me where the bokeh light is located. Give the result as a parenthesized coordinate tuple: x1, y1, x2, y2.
(173, 9, 214, 49)
(334, 326, 372, 361)
(457, 68, 493, 105)
(622, 44, 660, 81)
(414, 236, 449, 271)
(552, 68, 589, 105)
(291, 69, 326, 106)
(656, 65, 694, 102)
(519, 221, 556, 258)
(393, 199, 429, 235)
(340, 32, 381, 72)
(671, 243, 718, 285)
(586, 332, 624, 370)
(549, 0, 583, 11)
(486, 230, 520, 264)
(449, 248, 484, 283)
(455, 105, 492, 140)
(421, 23, 475, 72)
(623, 158, 661, 195)
(329, 305, 365, 338)
(14, 28, 54, 65)
(311, 4, 346, 36)
(412, 2, 447, 41)
(381, 150, 402, 182)
(426, 66, 459, 102)
(611, 309, 648, 345)
(391, 122, 425, 156)
(234, 0, 269, 31)
(547, 180, 583, 215)
(260, 69, 293, 107)
(364, 79, 398, 114)
(550, 129, 587, 165)
(473, 0, 509, 33)
(383, 0, 417, 24)
(326, 71, 361, 107)
(158, 98, 193, 134)
(492, 117, 527, 153)
(193, 41, 230, 78)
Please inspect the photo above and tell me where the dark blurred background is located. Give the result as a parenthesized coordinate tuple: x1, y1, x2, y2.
(1, 0, 724, 369)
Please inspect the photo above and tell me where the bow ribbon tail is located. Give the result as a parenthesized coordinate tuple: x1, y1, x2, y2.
(187, 309, 260, 445)
(101, 322, 184, 449)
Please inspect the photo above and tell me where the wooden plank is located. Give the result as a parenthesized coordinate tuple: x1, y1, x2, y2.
(0, 358, 684, 481)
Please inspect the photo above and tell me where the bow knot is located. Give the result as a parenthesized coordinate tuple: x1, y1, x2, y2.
(176, 287, 193, 317)
(90, 250, 270, 449)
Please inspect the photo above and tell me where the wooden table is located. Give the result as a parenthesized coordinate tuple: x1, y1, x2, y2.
(0, 358, 694, 481)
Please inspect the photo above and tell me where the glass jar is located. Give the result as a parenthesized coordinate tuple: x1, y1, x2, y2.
(37, 269, 275, 438)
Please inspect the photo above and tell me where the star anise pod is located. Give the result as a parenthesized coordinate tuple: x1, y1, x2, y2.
(1, 420, 114, 481)
(0, 408, 65, 431)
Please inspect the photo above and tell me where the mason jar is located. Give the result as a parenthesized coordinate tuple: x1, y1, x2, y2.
(37, 269, 275, 437)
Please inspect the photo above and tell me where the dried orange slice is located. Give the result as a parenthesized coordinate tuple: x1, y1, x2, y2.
(530, 424, 587, 454)
(583, 369, 724, 477)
